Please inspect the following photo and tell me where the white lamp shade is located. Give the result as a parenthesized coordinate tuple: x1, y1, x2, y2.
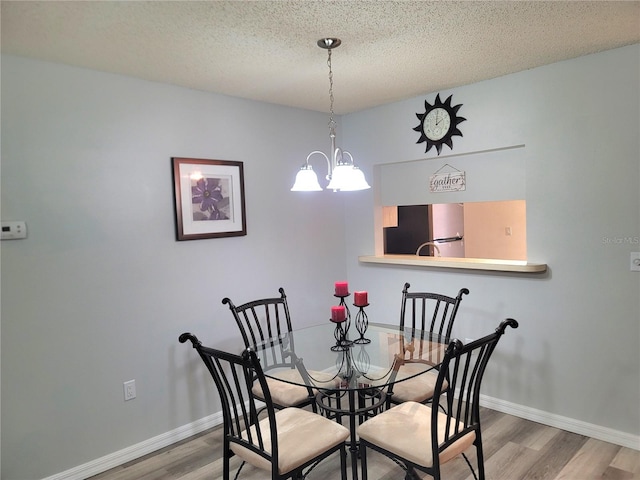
(326, 164, 351, 191)
(327, 165, 370, 191)
(340, 167, 371, 191)
(291, 166, 322, 191)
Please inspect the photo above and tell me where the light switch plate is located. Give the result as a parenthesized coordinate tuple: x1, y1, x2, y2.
(631, 252, 640, 272)
(1, 221, 27, 240)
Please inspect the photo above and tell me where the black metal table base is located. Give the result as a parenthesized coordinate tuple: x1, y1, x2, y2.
(315, 387, 387, 480)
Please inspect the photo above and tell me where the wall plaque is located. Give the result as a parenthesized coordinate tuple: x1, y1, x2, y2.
(429, 164, 466, 193)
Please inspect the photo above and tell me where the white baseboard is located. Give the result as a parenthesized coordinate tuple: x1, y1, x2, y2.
(42, 412, 224, 480)
(480, 394, 640, 451)
(43, 398, 639, 480)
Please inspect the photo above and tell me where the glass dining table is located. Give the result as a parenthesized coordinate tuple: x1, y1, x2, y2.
(252, 321, 449, 480)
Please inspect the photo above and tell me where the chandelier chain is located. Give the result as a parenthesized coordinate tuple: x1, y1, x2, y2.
(327, 48, 336, 134)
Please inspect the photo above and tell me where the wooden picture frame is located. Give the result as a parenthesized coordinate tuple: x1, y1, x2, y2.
(172, 157, 246, 240)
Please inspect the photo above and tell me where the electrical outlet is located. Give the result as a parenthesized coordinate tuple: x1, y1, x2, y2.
(124, 380, 136, 401)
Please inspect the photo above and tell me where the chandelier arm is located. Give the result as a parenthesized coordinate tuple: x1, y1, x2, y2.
(341, 150, 355, 167)
(306, 150, 332, 180)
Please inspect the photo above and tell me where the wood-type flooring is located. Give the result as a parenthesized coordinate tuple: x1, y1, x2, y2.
(90, 408, 639, 480)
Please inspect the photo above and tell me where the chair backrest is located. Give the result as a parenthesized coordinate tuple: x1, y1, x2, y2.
(223, 287, 293, 348)
(222, 287, 298, 374)
(431, 318, 518, 463)
(179, 333, 280, 474)
(400, 282, 469, 338)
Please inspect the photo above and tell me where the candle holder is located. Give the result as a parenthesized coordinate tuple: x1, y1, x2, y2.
(353, 304, 371, 344)
(330, 320, 351, 351)
(336, 348, 355, 387)
(355, 343, 370, 374)
(331, 294, 353, 351)
(335, 294, 352, 328)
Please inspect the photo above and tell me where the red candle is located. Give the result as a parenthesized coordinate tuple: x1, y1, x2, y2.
(354, 291, 368, 307)
(335, 281, 349, 296)
(331, 305, 346, 322)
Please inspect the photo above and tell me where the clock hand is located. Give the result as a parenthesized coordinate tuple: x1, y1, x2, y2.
(436, 116, 449, 126)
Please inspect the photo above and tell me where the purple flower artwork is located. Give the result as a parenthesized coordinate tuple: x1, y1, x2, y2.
(173, 157, 245, 240)
(191, 177, 231, 221)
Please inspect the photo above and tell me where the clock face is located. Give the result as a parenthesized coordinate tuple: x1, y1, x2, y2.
(423, 108, 451, 141)
(413, 94, 466, 155)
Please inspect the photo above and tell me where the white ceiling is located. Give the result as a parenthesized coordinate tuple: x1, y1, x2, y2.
(1, 1, 639, 114)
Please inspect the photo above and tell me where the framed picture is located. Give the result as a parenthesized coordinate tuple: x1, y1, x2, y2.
(172, 157, 247, 240)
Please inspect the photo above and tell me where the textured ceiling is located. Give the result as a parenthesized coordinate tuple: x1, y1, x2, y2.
(1, 1, 639, 114)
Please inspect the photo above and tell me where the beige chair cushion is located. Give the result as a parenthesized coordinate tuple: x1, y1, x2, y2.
(252, 369, 311, 406)
(357, 401, 476, 468)
(390, 364, 448, 403)
(403, 340, 447, 364)
(230, 407, 349, 474)
(252, 368, 339, 407)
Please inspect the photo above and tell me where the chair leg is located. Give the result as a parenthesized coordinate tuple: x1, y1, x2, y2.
(475, 436, 485, 480)
(232, 461, 247, 480)
(360, 443, 368, 480)
(223, 443, 230, 480)
(406, 467, 422, 480)
(461, 453, 478, 480)
(341, 445, 348, 480)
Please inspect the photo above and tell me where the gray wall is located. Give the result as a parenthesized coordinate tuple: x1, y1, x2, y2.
(1, 55, 348, 479)
(343, 45, 639, 438)
(1, 44, 639, 479)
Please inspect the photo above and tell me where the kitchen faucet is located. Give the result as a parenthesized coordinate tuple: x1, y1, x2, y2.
(415, 242, 441, 257)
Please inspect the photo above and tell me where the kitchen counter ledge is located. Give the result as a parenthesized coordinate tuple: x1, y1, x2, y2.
(358, 255, 547, 273)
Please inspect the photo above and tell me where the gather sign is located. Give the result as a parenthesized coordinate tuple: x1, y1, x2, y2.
(429, 171, 466, 193)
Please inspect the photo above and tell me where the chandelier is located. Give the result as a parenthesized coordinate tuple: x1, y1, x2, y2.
(291, 38, 371, 192)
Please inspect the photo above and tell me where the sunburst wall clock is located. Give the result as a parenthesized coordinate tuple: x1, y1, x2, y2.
(413, 94, 466, 155)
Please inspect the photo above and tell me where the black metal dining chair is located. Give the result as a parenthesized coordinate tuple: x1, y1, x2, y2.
(400, 282, 469, 338)
(222, 287, 335, 410)
(179, 333, 350, 480)
(388, 283, 470, 406)
(358, 318, 519, 480)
